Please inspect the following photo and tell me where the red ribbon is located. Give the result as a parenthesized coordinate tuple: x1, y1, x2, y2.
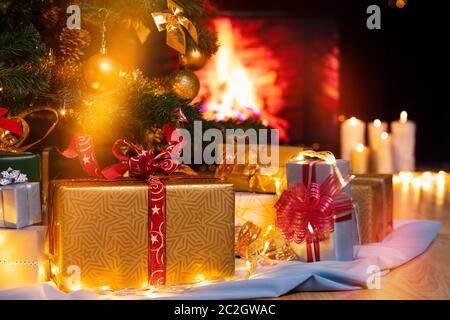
(275, 161, 353, 262)
(0, 108, 23, 137)
(60, 124, 184, 285)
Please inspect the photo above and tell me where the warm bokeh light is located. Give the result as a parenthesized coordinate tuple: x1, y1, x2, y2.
(380, 132, 389, 140)
(396, 0, 408, 9)
(356, 144, 365, 153)
(338, 114, 346, 122)
(374, 119, 382, 127)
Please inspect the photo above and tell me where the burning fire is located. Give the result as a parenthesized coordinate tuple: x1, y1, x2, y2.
(197, 18, 289, 140)
(198, 18, 262, 121)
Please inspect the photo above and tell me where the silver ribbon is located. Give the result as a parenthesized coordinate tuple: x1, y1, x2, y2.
(0, 167, 28, 186)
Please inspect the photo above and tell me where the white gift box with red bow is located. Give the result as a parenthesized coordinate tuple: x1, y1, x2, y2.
(284, 159, 360, 262)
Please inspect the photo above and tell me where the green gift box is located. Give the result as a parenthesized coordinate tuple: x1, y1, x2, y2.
(0, 152, 41, 182)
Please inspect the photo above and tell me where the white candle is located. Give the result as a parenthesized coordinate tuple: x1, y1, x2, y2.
(351, 144, 370, 174)
(368, 119, 388, 172)
(340, 117, 366, 161)
(376, 132, 394, 173)
(392, 111, 416, 172)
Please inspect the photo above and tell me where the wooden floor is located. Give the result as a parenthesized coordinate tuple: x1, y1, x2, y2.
(272, 174, 450, 300)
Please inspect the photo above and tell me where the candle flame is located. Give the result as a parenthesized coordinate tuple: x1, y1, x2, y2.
(349, 117, 358, 126)
(400, 111, 408, 123)
(380, 132, 389, 140)
(356, 144, 365, 153)
(374, 119, 382, 128)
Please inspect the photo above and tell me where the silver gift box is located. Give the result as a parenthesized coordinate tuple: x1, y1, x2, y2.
(0, 182, 41, 229)
(286, 159, 358, 261)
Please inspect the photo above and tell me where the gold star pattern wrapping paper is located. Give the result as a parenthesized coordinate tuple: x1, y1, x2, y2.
(48, 178, 235, 292)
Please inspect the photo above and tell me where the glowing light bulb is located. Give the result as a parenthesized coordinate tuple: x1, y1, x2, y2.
(38, 265, 47, 281)
(400, 111, 408, 123)
(356, 144, 365, 153)
(59, 109, 67, 116)
(194, 274, 206, 282)
(374, 119, 382, 127)
(50, 265, 59, 275)
(380, 132, 389, 140)
(349, 117, 358, 126)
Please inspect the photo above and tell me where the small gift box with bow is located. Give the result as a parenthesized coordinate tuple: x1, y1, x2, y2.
(0, 168, 41, 229)
(0, 225, 48, 290)
(278, 151, 360, 262)
(0, 152, 41, 183)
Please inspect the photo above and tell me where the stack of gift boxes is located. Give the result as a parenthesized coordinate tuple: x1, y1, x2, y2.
(231, 145, 394, 263)
(0, 143, 394, 292)
(0, 153, 47, 291)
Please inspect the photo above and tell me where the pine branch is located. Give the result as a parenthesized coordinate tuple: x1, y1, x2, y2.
(0, 63, 49, 113)
(0, 25, 46, 65)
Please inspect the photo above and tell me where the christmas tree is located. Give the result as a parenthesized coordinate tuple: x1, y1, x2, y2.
(0, 0, 262, 150)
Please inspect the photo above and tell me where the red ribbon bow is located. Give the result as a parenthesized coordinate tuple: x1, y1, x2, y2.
(62, 123, 185, 180)
(103, 124, 185, 179)
(0, 108, 23, 137)
(275, 173, 353, 245)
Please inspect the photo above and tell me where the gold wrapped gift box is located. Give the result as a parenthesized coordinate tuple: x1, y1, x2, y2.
(48, 178, 235, 291)
(218, 145, 302, 194)
(350, 174, 393, 244)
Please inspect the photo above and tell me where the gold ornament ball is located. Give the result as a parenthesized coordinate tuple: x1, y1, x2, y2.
(180, 48, 208, 71)
(83, 53, 121, 92)
(170, 69, 200, 101)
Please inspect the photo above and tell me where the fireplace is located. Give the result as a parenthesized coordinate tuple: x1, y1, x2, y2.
(195, 14, 339, 149)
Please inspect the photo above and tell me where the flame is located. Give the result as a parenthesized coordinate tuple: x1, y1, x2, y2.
(198, 19, 262, 121)
(349, 117, 359, 126)
(400, 111, 408, 123)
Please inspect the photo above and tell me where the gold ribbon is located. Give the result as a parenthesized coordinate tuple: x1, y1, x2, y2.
(289, 149, 351, 189)
(152, 0, 199, 54)
(215, 144, 292, 194)
(0, 108, 59, 153)
(236, 221, 296, 275)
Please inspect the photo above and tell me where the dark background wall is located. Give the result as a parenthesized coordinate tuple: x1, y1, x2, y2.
(213, 0, 450, 168)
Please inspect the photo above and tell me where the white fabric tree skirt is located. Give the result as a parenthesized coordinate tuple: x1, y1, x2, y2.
(0, 220, 440, 300)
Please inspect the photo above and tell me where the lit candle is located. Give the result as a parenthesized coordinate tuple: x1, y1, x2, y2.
(351, 144, 370, 174)
(368, 119, 388, 172)
(376, 132, 394, 173)
(392, 111, 416, 172)
(340, 117, 366, 161)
